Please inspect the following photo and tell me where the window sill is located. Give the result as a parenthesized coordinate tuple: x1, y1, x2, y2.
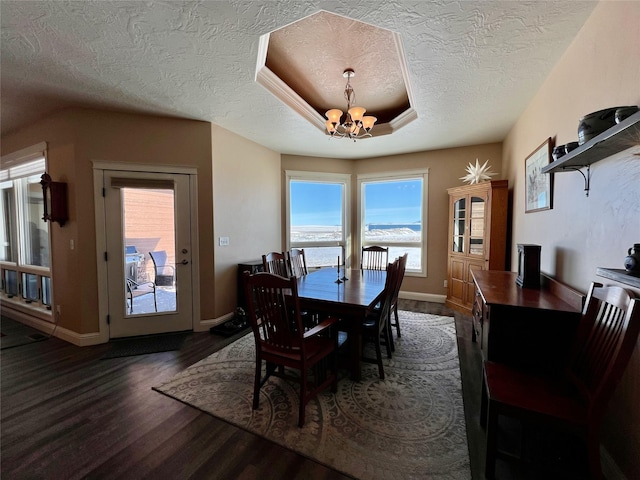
(0, 294, 53, 322)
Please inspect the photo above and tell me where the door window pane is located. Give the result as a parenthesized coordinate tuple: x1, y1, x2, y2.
(122, 187, 177, 315)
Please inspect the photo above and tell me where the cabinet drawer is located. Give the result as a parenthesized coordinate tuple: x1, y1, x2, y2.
(471, 288, 484, 343)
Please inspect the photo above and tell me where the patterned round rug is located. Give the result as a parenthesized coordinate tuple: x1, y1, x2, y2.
(153, 311, 470, 480)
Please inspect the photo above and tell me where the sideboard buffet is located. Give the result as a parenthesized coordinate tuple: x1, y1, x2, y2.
(471, 269, 585, 372)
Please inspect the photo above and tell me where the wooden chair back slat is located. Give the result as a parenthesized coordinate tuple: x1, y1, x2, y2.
(361, 246, 389, 271)
(262, 251, 290, 278)
(567, 284, 640, 406)
(245, 272, 303, 353)
(288, 248, 308, 278)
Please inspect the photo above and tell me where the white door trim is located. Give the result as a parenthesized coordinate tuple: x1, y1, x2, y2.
(93, 161, 200, 343)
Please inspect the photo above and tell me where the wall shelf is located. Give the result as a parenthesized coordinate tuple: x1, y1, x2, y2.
(542, 110, 640, 174)
(596, 267, 640, 289)
(541, 110, 640, 196)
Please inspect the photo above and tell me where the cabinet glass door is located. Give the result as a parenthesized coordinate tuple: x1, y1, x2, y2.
(469, 196, 485, 256)
(452, 197, 466, 253)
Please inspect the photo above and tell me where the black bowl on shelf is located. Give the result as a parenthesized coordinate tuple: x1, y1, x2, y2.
(577, 107, 625, 145)
(552, 146, 566, 162)
(564, 141, 579, 154)
(615, 106, 639, 124)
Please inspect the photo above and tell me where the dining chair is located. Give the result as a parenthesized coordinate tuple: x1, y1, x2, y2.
(360, 257, 400, 380)
(481, 282, 640, 479)
(387, 253, 408, 350)
(125, 278, 157, 314)
(243, 271, 339, 427)
(287, 248, 308, 278)
(262, 251, 289, 277)
(361, 245, 389, 271)
(148, 250, 176, 286)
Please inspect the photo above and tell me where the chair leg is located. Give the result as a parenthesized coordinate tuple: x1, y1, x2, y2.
(253, 356, 262, 410)
(298, 367, 307, 427)
(484, 400, 499, 480)
(393, 305, 401, 337)
(331, 329, 338, 393)
(383, 324, 392, 359)
(386, 314, 395, 352)
(374, 338, 385, 380)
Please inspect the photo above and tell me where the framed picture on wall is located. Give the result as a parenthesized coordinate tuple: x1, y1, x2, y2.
(525, 138, 553, 213)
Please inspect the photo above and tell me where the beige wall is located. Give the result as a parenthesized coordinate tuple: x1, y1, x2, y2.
(502, 2, 640, 477)
(1, 109, 214, 335)
(1, 109, 285, 334)
(283, 142, 503, 298)
(211, 124, 282, 318)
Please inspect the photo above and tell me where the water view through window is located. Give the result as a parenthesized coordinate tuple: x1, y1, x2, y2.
(362, 178, 423, 271)
(290, 181, 344, 267)
(289, 177, 424, 271)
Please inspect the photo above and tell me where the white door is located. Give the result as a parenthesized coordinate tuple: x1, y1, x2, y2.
(103, 170, 193, 338)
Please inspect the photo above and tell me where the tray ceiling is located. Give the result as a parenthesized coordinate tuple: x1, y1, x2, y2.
(0, 1, 598, 159)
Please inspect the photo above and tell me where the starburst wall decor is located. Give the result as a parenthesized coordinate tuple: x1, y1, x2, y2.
(460, 158, 497, 184)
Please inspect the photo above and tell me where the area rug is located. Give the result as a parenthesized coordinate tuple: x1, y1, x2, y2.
(153, 311, 470, 480)
(102, 332, 189, 359)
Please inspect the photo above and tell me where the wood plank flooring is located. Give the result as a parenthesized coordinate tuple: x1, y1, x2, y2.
(1, 302, 582, 479)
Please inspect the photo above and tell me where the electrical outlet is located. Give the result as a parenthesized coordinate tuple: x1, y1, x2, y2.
(56, 305, 61, 315)
(219, 236, 230, 246)
(443, 280, 448, 288)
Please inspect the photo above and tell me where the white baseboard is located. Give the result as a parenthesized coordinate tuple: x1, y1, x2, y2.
(2, 306, 107, 346)
(196, 312, 234, 332)
(399, 291, 446, 304)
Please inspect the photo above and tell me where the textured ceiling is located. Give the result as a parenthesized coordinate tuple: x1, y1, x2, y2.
(264, 11, 411, 125)
(1, 1, 598, 160)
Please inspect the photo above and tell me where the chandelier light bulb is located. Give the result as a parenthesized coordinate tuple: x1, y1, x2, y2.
(324, 69, 376, 141)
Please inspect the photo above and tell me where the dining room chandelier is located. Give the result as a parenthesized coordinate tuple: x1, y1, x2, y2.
(325, 69, 377, 141)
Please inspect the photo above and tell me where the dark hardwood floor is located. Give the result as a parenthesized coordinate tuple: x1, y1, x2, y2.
(1, 302, 584, 479)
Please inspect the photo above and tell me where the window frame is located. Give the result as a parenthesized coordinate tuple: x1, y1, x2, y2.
(0, 142, 53, 317)
(285, 170, 351, 268)
(357, 169, 429, 277)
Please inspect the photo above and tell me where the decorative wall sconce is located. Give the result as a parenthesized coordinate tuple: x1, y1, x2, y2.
(40, 173, 68, 226)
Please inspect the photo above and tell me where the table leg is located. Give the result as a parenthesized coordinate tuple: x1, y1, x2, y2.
(350, 323, 363, 381)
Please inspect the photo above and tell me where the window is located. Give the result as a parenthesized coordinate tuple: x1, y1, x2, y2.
(358, 170, 428, 275)
(0, 142, 52, 311)
(286, 171, 350, 268)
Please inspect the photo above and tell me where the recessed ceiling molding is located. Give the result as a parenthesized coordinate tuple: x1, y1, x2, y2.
(255, 60, 326, 132)
(255, 10, 416, 138)
(387, 108, 419, 134)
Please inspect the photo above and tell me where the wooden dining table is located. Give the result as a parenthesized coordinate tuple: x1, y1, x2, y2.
(296, 267, 387, 381)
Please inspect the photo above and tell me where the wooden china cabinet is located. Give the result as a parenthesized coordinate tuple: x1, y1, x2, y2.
(445, 180, 508, 314)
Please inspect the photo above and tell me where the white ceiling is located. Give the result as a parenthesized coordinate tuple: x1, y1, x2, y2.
(1, 1, 598, 160)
